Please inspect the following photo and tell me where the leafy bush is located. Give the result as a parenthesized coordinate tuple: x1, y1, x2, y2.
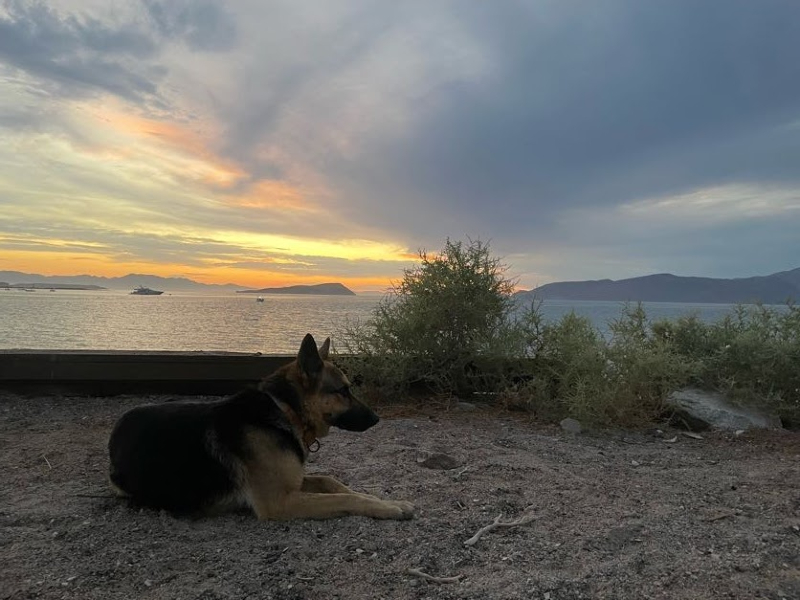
(339, 238, 527, 397)
(508, 304, 693, 426)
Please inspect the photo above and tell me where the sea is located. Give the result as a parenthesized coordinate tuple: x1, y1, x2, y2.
(0, 288, 766, 354)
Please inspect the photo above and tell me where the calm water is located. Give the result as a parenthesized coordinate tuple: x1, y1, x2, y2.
(0, 289, 754, 353)
(0, 290, 378, 353)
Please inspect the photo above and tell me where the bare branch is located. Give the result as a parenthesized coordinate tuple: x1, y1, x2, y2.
(464, 511, 537, 546)
(407, 568, 463, 584)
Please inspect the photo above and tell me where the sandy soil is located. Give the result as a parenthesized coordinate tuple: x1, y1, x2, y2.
(1, 393, 799, 600)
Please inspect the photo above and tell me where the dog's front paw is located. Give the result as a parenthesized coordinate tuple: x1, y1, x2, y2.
(386, 500, 415, 520)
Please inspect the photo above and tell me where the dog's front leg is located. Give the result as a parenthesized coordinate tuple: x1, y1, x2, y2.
(301, 475, 382, 497)
(242, 432, 413, 520)
(254, 491, 414, 521)
(301, 475, 354, 493)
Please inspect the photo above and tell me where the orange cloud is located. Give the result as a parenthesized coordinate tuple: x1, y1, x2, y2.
(84, 102, 246, 189)
(227, 179, 312, 211)
(82, 103, 319, 213)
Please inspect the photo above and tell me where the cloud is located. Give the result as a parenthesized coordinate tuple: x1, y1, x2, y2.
(0, 0, 162, 101)
(141, 0, 237, 51)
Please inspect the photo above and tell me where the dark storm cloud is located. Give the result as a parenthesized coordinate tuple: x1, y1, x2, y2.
(215, 2, 400, 184)
(0, 0, 162, 101)
(323, 0, 800, 242)
(0, 0, 237, 104)
(141, 0, 237, 51)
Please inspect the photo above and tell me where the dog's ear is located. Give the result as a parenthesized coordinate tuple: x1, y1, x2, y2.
(298, 333, 323, 377)
(318, 337, 331, 361)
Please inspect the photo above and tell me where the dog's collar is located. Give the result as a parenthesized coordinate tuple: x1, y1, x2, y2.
(266, 391, 319, 455)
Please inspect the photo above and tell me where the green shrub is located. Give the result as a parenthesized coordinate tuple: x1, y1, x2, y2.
(338, 238, 527, 398)
(512, 311, 608, 420)
(514, 304, 692, 426)
(603, 304, 694, 425)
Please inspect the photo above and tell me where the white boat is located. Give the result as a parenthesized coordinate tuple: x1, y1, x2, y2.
(130, 286, 164, 296)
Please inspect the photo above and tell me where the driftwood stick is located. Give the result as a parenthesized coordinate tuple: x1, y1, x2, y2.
(464, 511, 537, 546)
(451, 466, 471, 480)
(407, 568, 463, 584)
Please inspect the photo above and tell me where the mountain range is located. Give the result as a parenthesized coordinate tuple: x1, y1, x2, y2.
(0, 271, 357, 296)
(4, 267, 799, 303)
(516, 267, 800, 304)
(0, 271, 244, 292)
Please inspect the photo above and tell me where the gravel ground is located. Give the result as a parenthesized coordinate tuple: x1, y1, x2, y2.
(1, 393, 799, 600)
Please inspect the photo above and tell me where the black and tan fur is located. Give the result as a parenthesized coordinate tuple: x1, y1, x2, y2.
(108, 334, 414, 520)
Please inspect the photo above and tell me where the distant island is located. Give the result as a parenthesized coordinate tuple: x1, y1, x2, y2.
(0, 282, 106, 291)
(237, 283, 356, 296)
(515, 267, 800, 305)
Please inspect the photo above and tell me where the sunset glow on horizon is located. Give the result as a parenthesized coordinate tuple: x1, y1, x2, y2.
(0, 74, 416, 290)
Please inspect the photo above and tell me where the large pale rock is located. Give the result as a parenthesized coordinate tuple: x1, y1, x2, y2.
(667, 388, 781, 431)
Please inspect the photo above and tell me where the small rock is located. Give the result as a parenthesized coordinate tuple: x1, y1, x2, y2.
(144, 580, 153, 587)
(416, 452, 461, 470)
(560, 418, 582, 434)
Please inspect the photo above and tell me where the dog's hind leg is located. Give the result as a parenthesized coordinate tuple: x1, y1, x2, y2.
(108, 476, 129, 498)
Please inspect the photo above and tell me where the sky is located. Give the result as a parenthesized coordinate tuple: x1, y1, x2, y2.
(1, 0, 799, 291)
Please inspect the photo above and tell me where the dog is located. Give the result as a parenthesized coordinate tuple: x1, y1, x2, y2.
(108, 333, 414, 520)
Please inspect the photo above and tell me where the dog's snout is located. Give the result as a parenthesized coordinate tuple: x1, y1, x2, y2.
(331, 401, 380, 432)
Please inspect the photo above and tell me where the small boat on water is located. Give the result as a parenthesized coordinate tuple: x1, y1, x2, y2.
(130, 286, 164, 296)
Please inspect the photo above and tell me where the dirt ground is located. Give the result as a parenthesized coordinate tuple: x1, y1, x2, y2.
(1, 393, 799, 600)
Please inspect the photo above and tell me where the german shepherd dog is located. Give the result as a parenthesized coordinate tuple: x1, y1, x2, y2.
(108, 334, 414, 520)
